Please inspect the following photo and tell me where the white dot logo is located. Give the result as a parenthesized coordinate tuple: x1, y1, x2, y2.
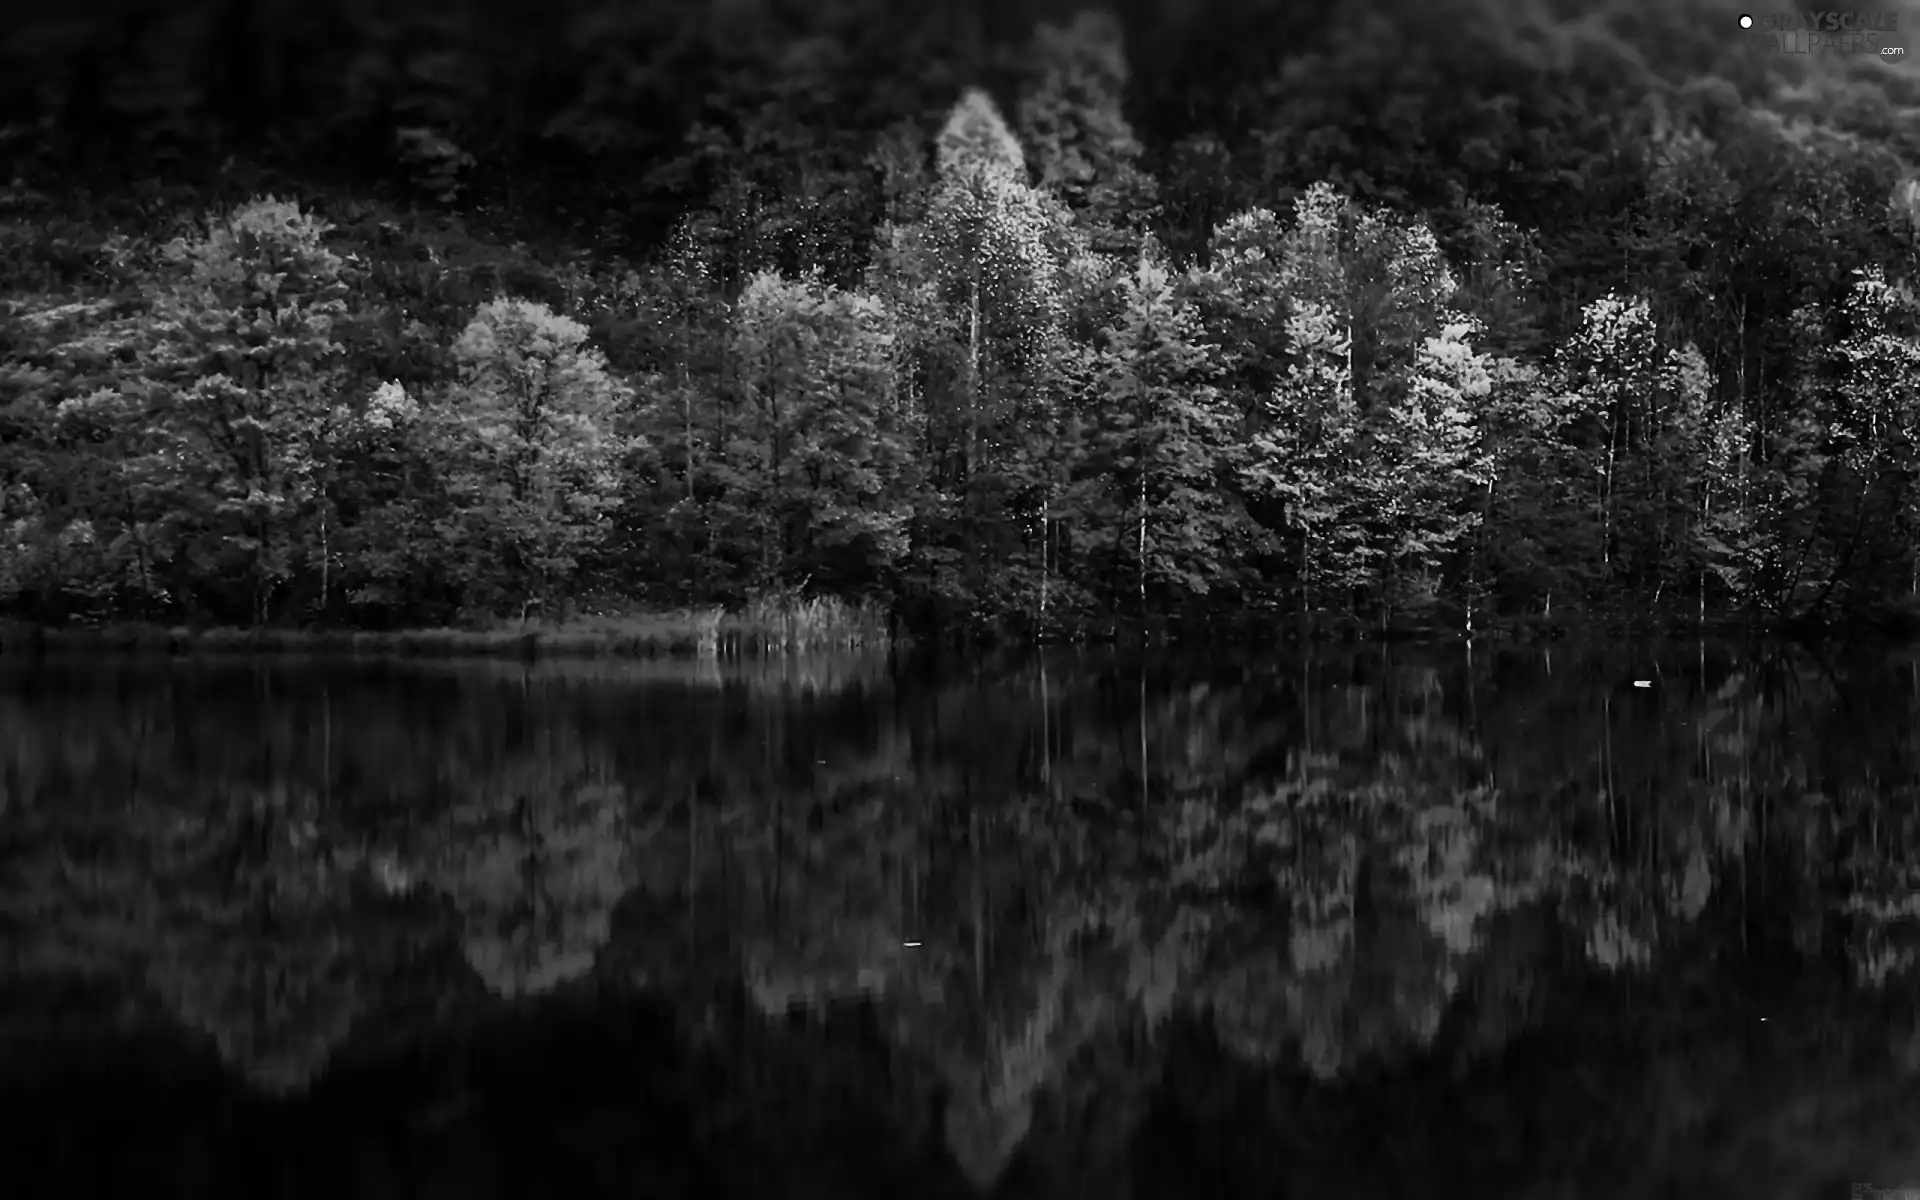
(1739, 13, 1753, 27)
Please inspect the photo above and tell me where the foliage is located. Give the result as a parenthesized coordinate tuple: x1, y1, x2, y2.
(3, 1, 1920, 634)
(431, 297, 637, 617)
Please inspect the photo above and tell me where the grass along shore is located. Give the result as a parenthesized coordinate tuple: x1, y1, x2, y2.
(0, 596, 894, 659)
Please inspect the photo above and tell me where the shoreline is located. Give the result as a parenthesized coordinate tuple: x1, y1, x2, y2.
(0, 605, 1900, 660)
(0, 613, 894, 659)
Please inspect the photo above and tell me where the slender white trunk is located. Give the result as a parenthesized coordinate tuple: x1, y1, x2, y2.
(1039, 489, 1051, 626)
(1603, 422, 1618, 569)
(319, 510, 330, 614)
(1137, 461, 1147, 615)
(968, 270, 981, 470)
(966, 267, 982, 592)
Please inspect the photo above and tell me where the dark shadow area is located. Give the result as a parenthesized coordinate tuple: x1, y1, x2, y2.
(4, 645, 1920, 1196)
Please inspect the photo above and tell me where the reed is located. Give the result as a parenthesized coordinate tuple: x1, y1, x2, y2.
(729, 593, 891, 654)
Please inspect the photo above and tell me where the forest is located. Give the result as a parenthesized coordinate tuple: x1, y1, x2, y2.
(4, 0, 1920, 639)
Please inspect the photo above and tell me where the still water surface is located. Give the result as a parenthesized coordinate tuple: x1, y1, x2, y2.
(3, 642, 1919, 1198)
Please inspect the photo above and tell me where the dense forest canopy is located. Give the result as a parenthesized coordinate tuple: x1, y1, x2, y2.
(4, 0, 1920, 635)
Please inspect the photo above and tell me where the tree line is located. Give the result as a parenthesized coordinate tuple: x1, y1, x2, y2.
(4, 2, 1920, 634)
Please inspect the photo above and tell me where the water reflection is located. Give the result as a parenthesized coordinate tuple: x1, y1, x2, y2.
(3, 643, 1919, 1196)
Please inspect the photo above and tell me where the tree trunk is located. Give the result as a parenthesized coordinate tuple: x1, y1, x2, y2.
(966, 266, 982, 595)
(319, 508, 330, 618)
(1699, 484, 1711, 628)
(1603, 417, 1618, 571)
(763, 377, 780, 591)
(1301, 530, 1311, 632)
(1039, 488, 1051, 630)
(254, 516, 272, 628)
(682, 354, 695, 502)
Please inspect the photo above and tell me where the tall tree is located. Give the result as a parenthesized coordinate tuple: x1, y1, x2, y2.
(432, 297, 637, 618)
(1368, 318, 1496, 618)
(130, 196, 354, 624)
(1083, 238, 1244, 613)
(893, 87, 1073, 611)
(1243, 290, 1359, 619)
(729, 268, 914, 596)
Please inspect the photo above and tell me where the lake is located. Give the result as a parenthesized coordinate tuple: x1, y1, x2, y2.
(2, 642, 1918, 1198)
